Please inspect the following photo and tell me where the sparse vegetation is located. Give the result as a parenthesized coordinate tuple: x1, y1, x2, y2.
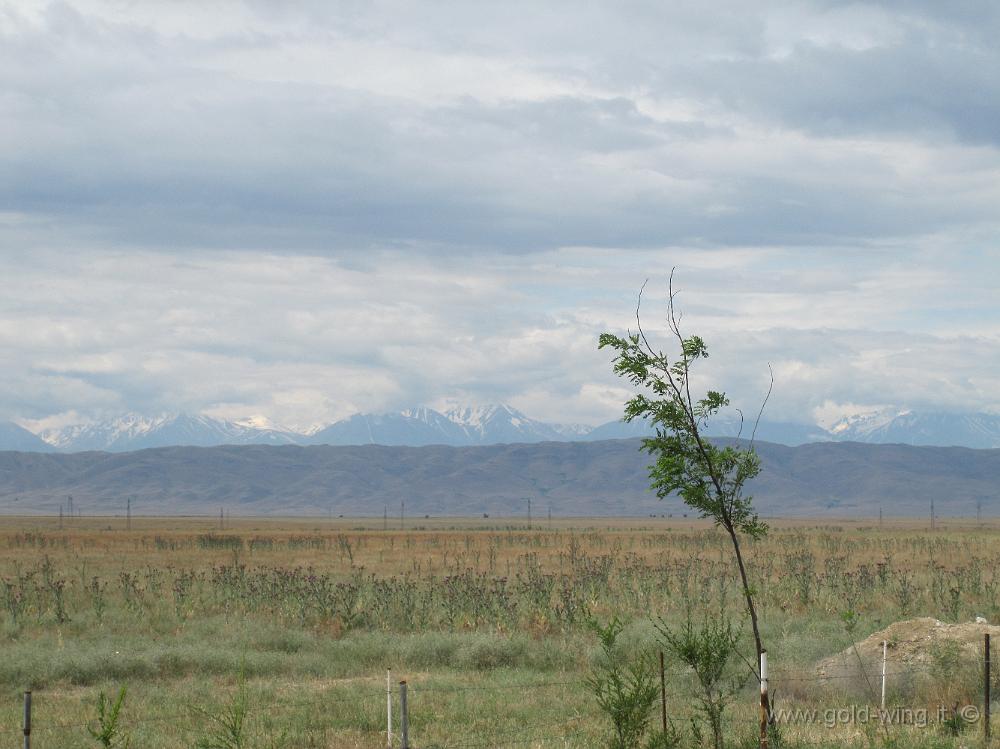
(0, 516, 997, 747)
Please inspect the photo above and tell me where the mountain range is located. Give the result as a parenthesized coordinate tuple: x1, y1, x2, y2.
(1, 439, 998, 517)
(4, 405, 1000, 453)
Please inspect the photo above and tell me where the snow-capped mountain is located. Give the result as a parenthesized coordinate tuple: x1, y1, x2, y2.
(549, 422, 594, 438)
(829, 409, 1000, 448)
(444, 404, 565, 444)
(14, 404, 1000, 454)
(308, 408, 468, 447)
(38, 413, 299, 452)
(309, 404, 565, 447)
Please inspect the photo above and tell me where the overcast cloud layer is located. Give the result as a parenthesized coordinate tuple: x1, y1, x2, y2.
(2, 1, 999, 430)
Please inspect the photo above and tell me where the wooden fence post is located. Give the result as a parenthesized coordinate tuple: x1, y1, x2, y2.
(759, 650, 769, 749)
(660, 651, 667, 734)
(986, 633, 991, 746)
(400, 681, 409, 749)
(23, 690, 31, 749)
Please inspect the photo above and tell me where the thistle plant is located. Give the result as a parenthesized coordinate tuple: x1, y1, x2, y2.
(87, 686, 131, 748)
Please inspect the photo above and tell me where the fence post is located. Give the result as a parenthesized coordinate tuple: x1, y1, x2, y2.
(387, 669, 393, 748)
(400, 681, 409, 749)
(660, 650, 667, 734)
(986, 633, 991, 746)
(759, 650, 769, 749)
(23, 690, 31, 749)
(881, 639, 887, 721)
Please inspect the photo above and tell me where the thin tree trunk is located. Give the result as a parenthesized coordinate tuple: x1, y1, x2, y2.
(726, 523, 763, 671)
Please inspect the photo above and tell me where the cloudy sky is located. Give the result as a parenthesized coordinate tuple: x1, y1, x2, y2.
(2, 1, 999, 432)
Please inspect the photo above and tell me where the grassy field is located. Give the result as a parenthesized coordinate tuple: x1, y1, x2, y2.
(0, 514, 997, 748)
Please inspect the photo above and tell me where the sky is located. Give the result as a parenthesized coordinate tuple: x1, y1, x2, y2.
(2, 1, 999, 432)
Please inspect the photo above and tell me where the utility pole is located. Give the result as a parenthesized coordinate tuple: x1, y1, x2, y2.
(58, 504, 63, 530)
(400, 500, 404, 531)
(219, 506, 224, 531)
(383, 505, 388, 532)
(126, 497, 131, 531)
(878, 505, 883, 531)
(931, 498, 936, 532)
(67, 495, 73, 523)
(548, 503, 552, 531)
(527, 498, 532, 530)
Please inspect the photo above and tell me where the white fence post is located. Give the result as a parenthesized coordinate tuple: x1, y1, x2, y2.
(386, 670, 392, 748)
(880, 639, 887, 720)
(759, 650, 769, 748)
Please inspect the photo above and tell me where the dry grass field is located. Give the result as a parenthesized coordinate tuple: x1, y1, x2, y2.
(0, 514, 997, 748)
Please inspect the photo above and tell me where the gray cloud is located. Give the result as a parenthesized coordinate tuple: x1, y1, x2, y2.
(2, 1, 998, 253)
(2, 246, 999, 430)
(1, 2, 999, 428)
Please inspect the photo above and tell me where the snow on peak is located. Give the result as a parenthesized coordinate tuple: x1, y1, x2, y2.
(827, 407, 907, 436)
(399, 406, 443, 423)
(231, 414, 289, 432)
(444, 404, 521, 429)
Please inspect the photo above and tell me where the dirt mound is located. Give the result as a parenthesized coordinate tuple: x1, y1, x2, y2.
(814, 617, 999, 681)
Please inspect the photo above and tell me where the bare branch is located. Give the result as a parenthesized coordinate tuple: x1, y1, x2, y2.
(634, 278, 660, 360)
(749, 364, 774, 450)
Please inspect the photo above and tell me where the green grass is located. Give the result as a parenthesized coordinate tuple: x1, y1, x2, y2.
(1, 518, 999, 747)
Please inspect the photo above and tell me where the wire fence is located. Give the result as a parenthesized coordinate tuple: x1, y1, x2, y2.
(5, 648, 999, 748)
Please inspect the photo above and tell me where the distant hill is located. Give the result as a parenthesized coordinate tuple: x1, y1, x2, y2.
(582, 416, 827, 446)
(0, 423, 56, 452)
(1, 439, 998, 518)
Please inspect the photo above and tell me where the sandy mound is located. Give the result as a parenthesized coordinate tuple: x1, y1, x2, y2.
(814, 617, 1000, 681)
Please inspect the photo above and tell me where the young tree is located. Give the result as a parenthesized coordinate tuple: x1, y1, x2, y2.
(657, 611, 747, 749)
(587, 617, 661, 749)
(598, 272, 771, 668)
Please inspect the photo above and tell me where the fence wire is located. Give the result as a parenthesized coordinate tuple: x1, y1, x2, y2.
(5, 658, 997, 748)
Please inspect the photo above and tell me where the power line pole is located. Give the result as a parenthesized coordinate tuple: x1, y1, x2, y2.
(126, 497, 131, 531)
(383, 505, 388, 532)
(400, 500, 405, 531)
(931, 498, 935, 532)
(527, 498, 532, 530)
(548, 503, 552, 531)
(219, 506, 224, 531)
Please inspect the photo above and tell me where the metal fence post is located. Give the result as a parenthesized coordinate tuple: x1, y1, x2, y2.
(23, 691, 31, 749)
(881, 639, 888, 721)
(400, 681, 409, 749)
(387, 669, 393, 748)
(986, 633, 991, 746)
(659, 650, 667, 734)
